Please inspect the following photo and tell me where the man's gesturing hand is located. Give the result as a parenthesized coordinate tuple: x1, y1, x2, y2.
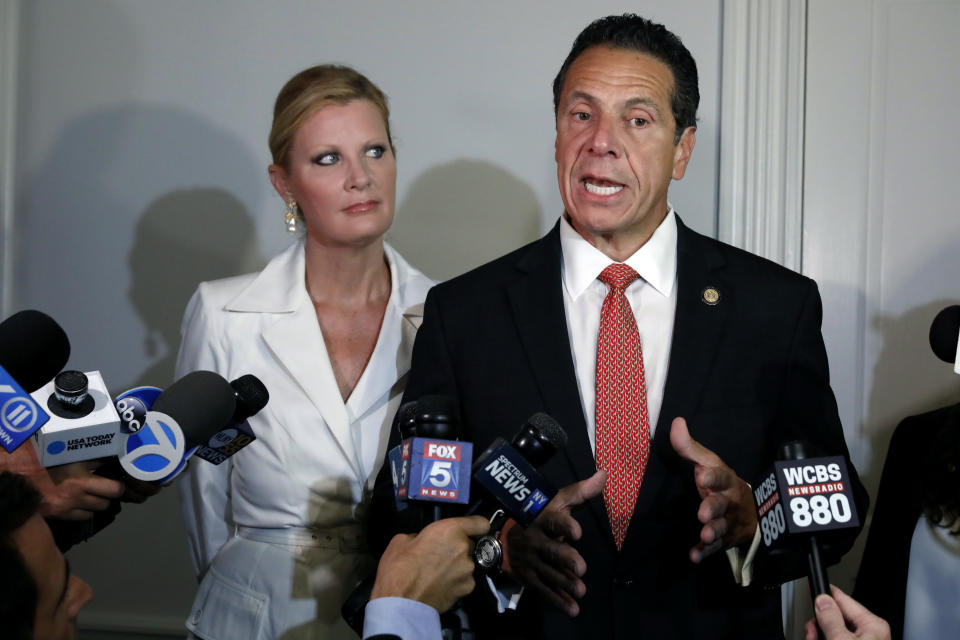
(669, 417, 758, 562)
(505, 469, 606, 617)
(370, 516, 489, 614)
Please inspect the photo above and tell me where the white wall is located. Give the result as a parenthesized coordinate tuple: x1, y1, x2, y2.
(7, 1, 721, 633)
(804, 0, 960, 579)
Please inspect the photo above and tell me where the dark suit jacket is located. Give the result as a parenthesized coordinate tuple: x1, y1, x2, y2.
(371, 218, 866, 639)
(854, 402, 960, 640)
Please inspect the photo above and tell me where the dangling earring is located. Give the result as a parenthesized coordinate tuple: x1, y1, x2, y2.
(284, 199, 302, 234)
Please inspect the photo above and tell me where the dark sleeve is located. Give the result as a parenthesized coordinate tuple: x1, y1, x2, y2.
(755, 280, 870, 584)
(853, 416, 925, 640)
(368, 286, 462, 555)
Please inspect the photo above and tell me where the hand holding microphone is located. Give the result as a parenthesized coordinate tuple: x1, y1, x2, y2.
(371, 515, 490, 614)
(805, 587, 891, 640)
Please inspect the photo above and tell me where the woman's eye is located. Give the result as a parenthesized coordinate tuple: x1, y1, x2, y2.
(314, 152, 338, 166)
(366, 145, 386, 159)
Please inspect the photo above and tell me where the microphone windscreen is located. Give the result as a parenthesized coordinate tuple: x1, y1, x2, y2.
(416, 395, 460, 423)
(152, 370, 236, 445)
(929, 305, 960, 363)
(527, 412, 568, 449)
(396, 400, 419, 440)
(415, 395, 461, 439)
(230, 374, 269, 422)
(0, 310, 70, 392)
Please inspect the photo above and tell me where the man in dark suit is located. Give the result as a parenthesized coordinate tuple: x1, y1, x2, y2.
(372, 14, 866, 639)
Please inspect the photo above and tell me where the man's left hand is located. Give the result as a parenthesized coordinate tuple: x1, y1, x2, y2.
(669, 417, 758, 562)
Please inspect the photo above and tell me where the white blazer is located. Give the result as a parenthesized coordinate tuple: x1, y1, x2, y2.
(176, 239, 432, 640)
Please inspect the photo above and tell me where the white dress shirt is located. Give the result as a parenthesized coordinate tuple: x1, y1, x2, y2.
(559, 208, 678, 451)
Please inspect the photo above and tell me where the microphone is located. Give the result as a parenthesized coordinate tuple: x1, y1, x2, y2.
(343, 397, 471, 634)
(0, 310, 71, 392)
(468, 412, 567, 526)
(192, 374, 268, 465)
(117, 371, 236, 482)
(387, 401, 420, 509)
(929, 304, 960, 374)
(392, 396, 473, 523)
(30, 370, 123, 465)
(753, 441, 860, 634)
(0, 310, 69, 452)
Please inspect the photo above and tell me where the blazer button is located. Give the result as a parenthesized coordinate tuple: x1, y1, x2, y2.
(612, 577, 634, 588)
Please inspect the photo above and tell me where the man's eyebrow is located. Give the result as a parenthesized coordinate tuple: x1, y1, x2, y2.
(565, 90, 598, 107)
(57, 558, 70, 607)
(625, 97, 663, 118)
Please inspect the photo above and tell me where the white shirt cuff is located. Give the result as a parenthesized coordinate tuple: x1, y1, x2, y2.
(363, 597, 441, 640)
(726, 524, 763, 586)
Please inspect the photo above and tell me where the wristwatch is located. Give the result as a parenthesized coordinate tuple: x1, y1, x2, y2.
(473, 509, 507, 573)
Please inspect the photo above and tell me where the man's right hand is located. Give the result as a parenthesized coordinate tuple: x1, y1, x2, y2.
(371, 515, 490, 614)
(504, 469, 606, 617)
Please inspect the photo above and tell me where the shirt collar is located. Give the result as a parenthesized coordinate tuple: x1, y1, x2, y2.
(559, 207, 678, 300)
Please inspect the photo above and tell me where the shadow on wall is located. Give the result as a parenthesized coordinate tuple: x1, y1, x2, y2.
(15, 102, 269, 631)
(389, 159, 544, 282)
(129, 188, 266, 388)
(16, 103, 267, 389)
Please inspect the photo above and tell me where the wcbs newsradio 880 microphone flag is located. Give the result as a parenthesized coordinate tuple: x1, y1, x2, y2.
(0, 310, 70, 452)
(753, 441, 860, 603)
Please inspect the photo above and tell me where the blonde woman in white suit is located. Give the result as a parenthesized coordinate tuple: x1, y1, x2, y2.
(176, 65, 433, 640)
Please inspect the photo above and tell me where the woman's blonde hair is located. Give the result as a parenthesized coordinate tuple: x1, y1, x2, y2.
(268, 64, 393, 168)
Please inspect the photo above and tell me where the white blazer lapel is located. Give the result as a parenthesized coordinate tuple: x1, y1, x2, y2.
(262, 308, 360, 475)
(228, 239, 361, 478)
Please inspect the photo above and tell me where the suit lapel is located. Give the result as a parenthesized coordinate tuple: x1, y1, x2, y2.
(506, 225, 609, 531)
(631, 219, 731, 525)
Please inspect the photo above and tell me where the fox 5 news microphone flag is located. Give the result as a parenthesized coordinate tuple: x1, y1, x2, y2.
(392, 437, 473, 505)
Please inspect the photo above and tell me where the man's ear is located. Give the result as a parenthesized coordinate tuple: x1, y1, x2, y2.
(671, 126, 697, 180)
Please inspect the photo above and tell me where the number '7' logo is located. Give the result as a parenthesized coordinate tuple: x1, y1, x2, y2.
(118, 411, 185, 482)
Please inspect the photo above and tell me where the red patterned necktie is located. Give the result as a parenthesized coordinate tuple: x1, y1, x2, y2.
(595, 263, 650, 551)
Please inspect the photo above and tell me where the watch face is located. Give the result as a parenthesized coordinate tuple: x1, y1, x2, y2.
(474, 535, 502, 569)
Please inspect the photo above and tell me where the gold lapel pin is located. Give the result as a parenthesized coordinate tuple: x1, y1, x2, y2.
(701, 287, 721, 306)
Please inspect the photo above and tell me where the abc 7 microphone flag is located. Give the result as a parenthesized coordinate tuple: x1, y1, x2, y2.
(754, 455, 859, 550)
(113, 386, 192, 483)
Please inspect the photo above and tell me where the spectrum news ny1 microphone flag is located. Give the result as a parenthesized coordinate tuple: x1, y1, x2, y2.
(468, 412, 567, 526)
